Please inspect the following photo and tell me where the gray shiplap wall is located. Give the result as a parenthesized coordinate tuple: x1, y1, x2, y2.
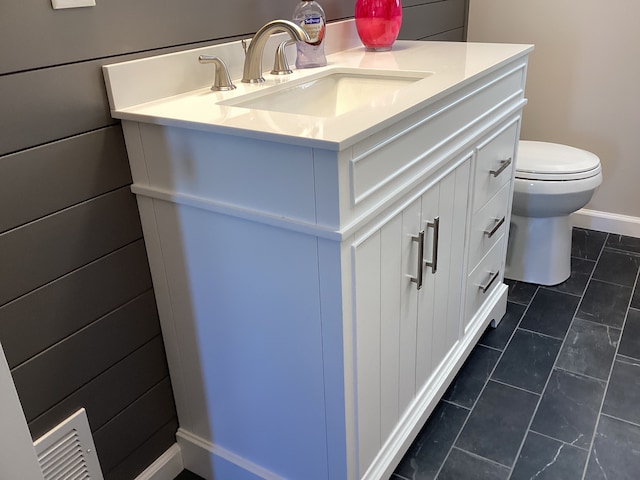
(0, 1, 467, 478)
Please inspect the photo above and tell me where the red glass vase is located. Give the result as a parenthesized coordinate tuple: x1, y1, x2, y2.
(355, 0, 403, 52)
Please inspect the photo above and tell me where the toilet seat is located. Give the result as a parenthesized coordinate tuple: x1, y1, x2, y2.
(516, 140, 602, 181)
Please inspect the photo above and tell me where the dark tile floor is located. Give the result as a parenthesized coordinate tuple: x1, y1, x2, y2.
(174, 469, 204, 480)
(393, 228, 640, 480)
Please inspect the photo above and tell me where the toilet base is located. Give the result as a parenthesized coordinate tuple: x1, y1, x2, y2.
(505, 214, 572, 286)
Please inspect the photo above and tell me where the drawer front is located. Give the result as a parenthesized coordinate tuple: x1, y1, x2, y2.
(473, 119, 519, 211)
(351, 67, 526, 206)
(465, 234, 506, 330)
(468, 182, 511, 269)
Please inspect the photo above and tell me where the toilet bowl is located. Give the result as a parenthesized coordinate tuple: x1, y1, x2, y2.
(505, 141, 602, 286)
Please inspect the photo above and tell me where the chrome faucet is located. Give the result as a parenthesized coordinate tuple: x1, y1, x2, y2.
(242, 20, 310, 84)
(198, 55, 236, 91)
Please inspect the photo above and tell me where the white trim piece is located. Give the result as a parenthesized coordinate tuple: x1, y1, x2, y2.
(177, 429, 284, 480)
(0, 341, 44, 480)
(572, 208, 640, 238)
(134, 444, 184, 480)
(131, 184, 343, 242)
(51, 0, 95, 9)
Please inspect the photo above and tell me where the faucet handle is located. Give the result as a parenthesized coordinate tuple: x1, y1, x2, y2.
(271, 40, 295, 75)
(198, 55, 236, 91)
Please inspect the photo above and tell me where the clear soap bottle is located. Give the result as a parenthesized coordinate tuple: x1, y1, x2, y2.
(292, 0, 327, 68)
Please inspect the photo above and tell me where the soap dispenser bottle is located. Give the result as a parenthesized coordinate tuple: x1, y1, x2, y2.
(292, 0, 327, 68)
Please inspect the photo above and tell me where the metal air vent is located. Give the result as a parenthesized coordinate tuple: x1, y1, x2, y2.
(34, 408, 103, 480)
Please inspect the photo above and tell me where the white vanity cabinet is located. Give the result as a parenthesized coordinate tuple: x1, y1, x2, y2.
(103, 35, 531, 480)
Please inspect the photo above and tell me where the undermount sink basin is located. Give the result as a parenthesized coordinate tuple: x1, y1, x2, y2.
(219, 68, 432, 117)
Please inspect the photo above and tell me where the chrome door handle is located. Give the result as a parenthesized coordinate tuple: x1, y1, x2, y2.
(410, 230, 425, 290)
(479, 270, 500, 293)
(425, 216, 439, 274)
(484, 216, 506, 239)
(490, 157, 512, 177)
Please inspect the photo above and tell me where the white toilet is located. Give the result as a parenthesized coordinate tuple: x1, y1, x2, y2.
(505, 140, 603, 286)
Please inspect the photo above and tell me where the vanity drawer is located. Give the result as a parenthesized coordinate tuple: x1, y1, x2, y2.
(468, 182, 511, 269)
(473, 120, 519, 211)
(465, 234, 506, 330)
(349, 67, 526, 209)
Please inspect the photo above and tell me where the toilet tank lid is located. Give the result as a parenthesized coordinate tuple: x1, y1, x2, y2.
(517, 140, 601, 175)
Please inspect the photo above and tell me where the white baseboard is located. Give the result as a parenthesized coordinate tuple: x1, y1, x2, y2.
(135, 443, 184, 480)
(572, 208, 640, 238)
(177, 429, 281, 480)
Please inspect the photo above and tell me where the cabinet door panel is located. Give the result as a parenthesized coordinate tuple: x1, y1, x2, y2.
(429, 173, 455, 372)
(415, 185, 439, 389)
(380, 216, 402, 441)
(446, 159, 471, 346)
(353, 198, 422, 475)
(418, 158, 470, 384)
(398, 199, 422, 415)
(354, 231, 382, 474)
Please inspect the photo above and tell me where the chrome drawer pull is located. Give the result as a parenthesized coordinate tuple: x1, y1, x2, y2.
(484, 216, 506, 239)
(410, 230, 425, 290)
(479, 270, 500, 293)
(489, 157, 512, 177)
(425, 216, 439, 274)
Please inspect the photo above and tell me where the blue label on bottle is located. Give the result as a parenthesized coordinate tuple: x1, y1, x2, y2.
(304, 17, 322, 25)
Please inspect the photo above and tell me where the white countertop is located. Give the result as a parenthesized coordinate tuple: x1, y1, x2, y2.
(104, 20, 532, 151)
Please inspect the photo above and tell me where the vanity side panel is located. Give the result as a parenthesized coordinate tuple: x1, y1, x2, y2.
(138, 124, 318, 224)
(151, 199, 330, 479)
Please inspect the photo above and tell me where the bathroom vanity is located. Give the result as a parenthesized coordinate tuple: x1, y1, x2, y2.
(103, 21, 532, 480)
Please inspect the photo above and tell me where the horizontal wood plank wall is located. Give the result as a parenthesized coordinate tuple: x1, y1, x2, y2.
(399, 0, 468, 41)
(0, 1, 468, 478)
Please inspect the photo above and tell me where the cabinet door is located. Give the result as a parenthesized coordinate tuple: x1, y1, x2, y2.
(421, 159, 470, 381)
(352, 158, 470, 477)
(353, 197, 421, 476)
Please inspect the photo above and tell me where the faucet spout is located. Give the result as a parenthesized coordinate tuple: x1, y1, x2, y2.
(242, 19, 310, 84)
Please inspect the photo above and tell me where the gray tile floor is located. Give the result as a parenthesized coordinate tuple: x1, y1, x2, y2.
(393, 228, 640, 480)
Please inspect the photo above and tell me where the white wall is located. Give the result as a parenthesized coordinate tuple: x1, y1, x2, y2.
(468, 0, 640, 235)
(0, 341, 43, 479)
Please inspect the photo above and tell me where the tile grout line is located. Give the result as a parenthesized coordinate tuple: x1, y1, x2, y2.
(599, 411, 640, 430)
(505, 232, 610, 479)
(616, 352, 640, 364)
(580, 242, 640, 480)
(431, 283, 540, 478)
(552, 365, 611, 384)
(449, 445, 513, 470)
(516, 325, 567, 341)
(525, 429, 590, 452)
